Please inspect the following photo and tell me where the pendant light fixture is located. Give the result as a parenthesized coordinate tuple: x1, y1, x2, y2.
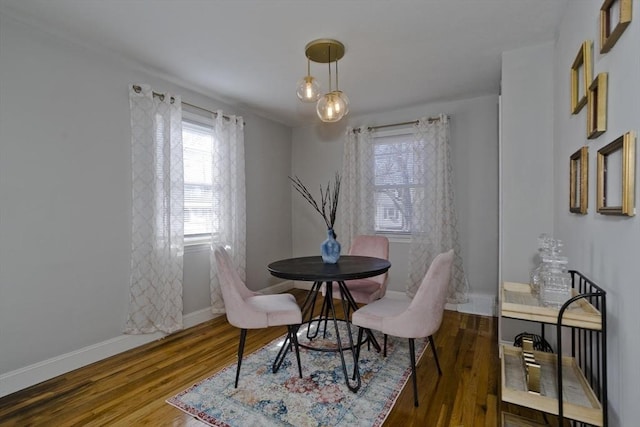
(296, 39, 349, 123)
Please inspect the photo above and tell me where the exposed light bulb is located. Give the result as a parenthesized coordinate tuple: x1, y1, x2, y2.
(296, 75, 321, 102)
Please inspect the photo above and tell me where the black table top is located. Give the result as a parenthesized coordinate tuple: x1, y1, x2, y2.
(267, 255, 391, 282)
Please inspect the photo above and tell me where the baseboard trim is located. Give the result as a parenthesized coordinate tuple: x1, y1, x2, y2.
(456, 292, 497, 316)
(385, 291, 496, 316)
(293, 280, 314, 290)
(0, 306, 221, 398)
(261, 280, 295, 294)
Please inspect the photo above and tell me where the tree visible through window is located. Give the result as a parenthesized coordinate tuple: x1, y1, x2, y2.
(373, 131, 417, 233)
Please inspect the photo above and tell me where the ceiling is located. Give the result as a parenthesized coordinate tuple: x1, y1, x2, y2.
(0, 0, 567, 127)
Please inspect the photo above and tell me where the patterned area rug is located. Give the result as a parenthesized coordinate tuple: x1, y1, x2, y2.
(167, 320, 428, 426)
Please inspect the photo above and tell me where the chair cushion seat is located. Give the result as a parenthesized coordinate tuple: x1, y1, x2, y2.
(245, 293, 302, 327)
(351, 296, 412, 337)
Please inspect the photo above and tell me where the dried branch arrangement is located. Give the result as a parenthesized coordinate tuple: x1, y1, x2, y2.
(289, 173, 341, 230)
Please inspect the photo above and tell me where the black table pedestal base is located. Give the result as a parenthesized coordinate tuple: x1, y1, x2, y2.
(298, 280, 381, 392)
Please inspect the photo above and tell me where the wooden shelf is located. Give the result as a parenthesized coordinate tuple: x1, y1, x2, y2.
(502, 412, 548, 427)
(501, 281, 602, 330)
(501, 345, 603, 426)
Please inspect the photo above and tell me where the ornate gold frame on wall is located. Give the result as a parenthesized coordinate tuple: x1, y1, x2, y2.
(587, 73, 608, 139)
(600, 0, 632, 53)
(570, 147, 589, 214)
(571, 41, 593, 114)
(597, 131, 636, 216)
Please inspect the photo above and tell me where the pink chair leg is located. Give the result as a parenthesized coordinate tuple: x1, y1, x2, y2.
(235, 329, 247, 388)
(383, 334, 388, 357)
(409, 338, 419, 406)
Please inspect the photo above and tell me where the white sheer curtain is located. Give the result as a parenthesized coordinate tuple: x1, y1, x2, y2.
(408, 115, 468, 303)
(125, 84, 184, 334)
(338, 127, 376, 251)
(209, 111, 246, 314)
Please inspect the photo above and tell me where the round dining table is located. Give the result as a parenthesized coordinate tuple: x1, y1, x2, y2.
(268, 255, 391, 392)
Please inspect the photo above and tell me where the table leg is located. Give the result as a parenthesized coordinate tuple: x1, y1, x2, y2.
(336, 281, 381, 353)
(300, 281, 321, 319)
(326, 281, 361, 392)
(300, 281, 324, 340)
(307, 294, 332, 340)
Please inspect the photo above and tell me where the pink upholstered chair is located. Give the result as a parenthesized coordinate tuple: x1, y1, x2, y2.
(214, 246, 303, 387)
(352, 249, 454, 406)
(339, 235, 390, 304)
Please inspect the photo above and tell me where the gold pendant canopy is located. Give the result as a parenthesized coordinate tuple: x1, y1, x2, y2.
(305, 39, 345, 63)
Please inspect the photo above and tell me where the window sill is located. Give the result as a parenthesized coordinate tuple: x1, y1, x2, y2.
(376, 232, 411, 244)
(185, 235, 211, 247)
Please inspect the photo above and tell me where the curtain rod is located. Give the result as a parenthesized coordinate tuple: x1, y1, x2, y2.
(352, 115, 446, 133)
(131, 85, 239, 122)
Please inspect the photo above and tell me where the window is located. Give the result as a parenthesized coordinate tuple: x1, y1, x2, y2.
(373, 130, 417, 233)
(182, 115, 216, 237)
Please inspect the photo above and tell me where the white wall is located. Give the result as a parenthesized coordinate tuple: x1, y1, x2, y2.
(552, 1, 640, 425)
(500, 43, 555, 283)
(0, 11, 292, 394)
(499, 42, 555, 340)
(291, 95, 499, 305)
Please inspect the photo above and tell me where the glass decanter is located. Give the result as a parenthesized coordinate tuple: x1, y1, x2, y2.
(540, 240, 572, 308)
(529, 233, 551, 296)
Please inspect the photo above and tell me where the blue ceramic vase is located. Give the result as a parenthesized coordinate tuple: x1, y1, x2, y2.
(321, 229, 341, 264)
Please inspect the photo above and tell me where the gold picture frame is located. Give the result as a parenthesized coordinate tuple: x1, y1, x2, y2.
(571, 41, 593, 114)
(570, 147, 589, 214)
(600, 0, 632, 53)
(587, 73, 608, 139)
(597, 131, 636, 216)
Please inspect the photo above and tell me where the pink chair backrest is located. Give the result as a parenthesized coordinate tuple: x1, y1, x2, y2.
(407, 249, 454, 336)
(214, 246, 256, 327)
(348, 235, 390, 287)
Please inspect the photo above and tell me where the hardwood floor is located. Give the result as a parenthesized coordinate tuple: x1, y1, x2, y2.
(0, 289, 503, 426)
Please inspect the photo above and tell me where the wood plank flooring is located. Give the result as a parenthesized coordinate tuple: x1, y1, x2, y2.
(0, 289, 505, 426)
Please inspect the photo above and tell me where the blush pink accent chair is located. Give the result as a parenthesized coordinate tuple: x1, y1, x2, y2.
(352, 249, 454, 406)
(334, 235, 390, 304)
(214, 246, 303, 388)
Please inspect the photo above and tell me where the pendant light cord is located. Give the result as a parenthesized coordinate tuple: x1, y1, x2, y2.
(328, 43, 332, 92)
(335, 56, 339, 91)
